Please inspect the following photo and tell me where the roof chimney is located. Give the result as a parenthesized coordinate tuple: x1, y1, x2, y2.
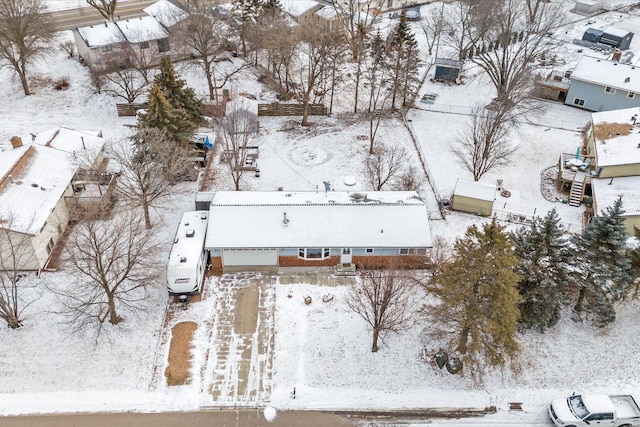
(612, 48, 622, 62)
(10, 136, 23, 149)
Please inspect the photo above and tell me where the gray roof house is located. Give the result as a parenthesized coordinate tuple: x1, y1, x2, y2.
(72, 0, 186, 71)
(565, 56, 640, 112)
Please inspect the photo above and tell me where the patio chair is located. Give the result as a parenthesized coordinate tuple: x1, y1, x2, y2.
(578, 158, 592, 171)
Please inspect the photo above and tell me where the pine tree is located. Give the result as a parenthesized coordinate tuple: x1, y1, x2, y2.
(387, 11, 420, 109)
(510, 209, 572, 332)
(428, 218, 521, 383)
(571, 197, 632, 327)
(232, 0, 264, 55)
(153, 56, 203, 134)
(628, 229, 640, 298)
(138, 85, 192, 143)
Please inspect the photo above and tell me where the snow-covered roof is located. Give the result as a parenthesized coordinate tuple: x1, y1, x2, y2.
(143, 0, 187, 28)
(167, 211, 208, 269)
(75, 21, 126, 47)
(582, 394, 616, 414)
(0, 143, 77, 235)
(602, 26, 631, 37)
(205, 191, 432, 249)
(116, 16, 169, 44)
(280, 0, 321, 17)
(570, 56, 640, 93)
(591, 107, 640, 167)
(592, 176, 640, 215)
(225, 96, 258, 116)
(453, 180, 497, 202)
(316, 5, 338, 20)
(33, 127, 105, 161)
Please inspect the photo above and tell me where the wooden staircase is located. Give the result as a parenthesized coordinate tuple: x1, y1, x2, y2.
(568, 171, 587, 207)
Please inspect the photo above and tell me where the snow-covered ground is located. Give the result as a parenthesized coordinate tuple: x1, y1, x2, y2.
(1, 1, 640, 424)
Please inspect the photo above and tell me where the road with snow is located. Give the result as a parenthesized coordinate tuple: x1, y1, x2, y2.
(47, 0, 157, 31)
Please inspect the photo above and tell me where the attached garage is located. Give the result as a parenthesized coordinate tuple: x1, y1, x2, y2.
(222, 249, 278, 266)
(451, 179, 496, 216)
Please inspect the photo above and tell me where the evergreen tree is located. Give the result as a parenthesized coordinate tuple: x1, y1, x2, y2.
(232, 0, 264, 55)
(138, 85, 193, 144)
(628, 229, 640, 298)
(387, 11, 420, 109)
(510, 209, 572, 332)
(428, 218, 521, 383)
(153, 56, 203, 134)
(571, 197, 632, 327)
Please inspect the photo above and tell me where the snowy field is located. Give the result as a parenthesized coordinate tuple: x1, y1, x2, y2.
(1, 1, 640, 424)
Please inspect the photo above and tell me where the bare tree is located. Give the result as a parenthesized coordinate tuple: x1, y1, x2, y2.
(362, 143, 408, 191)
(420, 6, 446, 58)
(86, 0, 117, 21)
(59, 40, 76, 58)
(175, 1, 248, 101)
(59, 209, 161, 337)
(0, 0, 56, 95)
(290, 21, 343, 126)
(329, 0, 378, 113)
(112, 129, 195, 229)
(346, 267, 418, 352)
(99, 66, 149, 104)
(391, 164, 422, 192)
(364, 32, 391, 154)
(468, 0, 565, 106)
(0, 214, 39, 328)
(452, 105, 516, 181)
(441, 0, 488, 61)
(217, 107, 258, 191)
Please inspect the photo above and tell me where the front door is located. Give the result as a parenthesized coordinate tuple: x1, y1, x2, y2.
(341, 248, 352, 264)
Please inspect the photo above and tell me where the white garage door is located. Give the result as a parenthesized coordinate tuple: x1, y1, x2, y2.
(222, 249, 278, 266)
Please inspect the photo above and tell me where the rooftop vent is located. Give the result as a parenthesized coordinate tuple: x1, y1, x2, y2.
(180, 257, 187, 263)
(625, 77, 631, 83)
(186, 229, 195, 237)
(283, 212, 289, 225)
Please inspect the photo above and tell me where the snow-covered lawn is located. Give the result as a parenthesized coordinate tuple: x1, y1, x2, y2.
(1, 1, 640, 423)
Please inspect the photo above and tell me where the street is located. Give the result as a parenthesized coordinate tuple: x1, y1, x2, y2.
(46, 0, 158, 31)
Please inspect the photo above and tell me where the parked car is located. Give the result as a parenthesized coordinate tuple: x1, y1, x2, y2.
(548, 393, 640, 427)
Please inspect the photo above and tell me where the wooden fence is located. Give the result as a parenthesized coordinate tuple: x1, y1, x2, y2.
(116, 103, 148, 117)
(257, 103, 327, 117)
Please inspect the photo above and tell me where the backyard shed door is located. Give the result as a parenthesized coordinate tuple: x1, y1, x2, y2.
(222, 249, 278, 266)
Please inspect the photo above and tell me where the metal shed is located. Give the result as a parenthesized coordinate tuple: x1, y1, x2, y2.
(582, 28, 603, 44)
(434, 58, 463, 83)
(451, 180, 496, 216)
(600, 27, 634, 50)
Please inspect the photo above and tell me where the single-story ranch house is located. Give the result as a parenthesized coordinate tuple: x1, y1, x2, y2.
(204, 191, 432, 271)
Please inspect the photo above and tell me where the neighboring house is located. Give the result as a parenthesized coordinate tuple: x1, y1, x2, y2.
(204, 191, 432, 271)
(280, 0, 325, 24)
(586, 107, 640, 178)
(451, 180, 496, 216)
(565, 56, 640, 112)
(558, 107, 640, 233)
(0, 129, 108, 271)
(591, 176, 640, 235)
(225, 96, 259, 135)
(72, 0, 186, 71)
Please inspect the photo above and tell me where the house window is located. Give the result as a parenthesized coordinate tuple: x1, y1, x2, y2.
(139, 41, 149, 50)
(298, 248, 331, 260)
(573, 98, 585, 106)
(46, 238, 55, 255)
(628, 91, 636, 99)
(157, 38, 170, 53)
(604, 86, 616, 94)
(365, 248, 374, 254)
(100, 45, 113, 53)
(399, 248, 427, 255)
